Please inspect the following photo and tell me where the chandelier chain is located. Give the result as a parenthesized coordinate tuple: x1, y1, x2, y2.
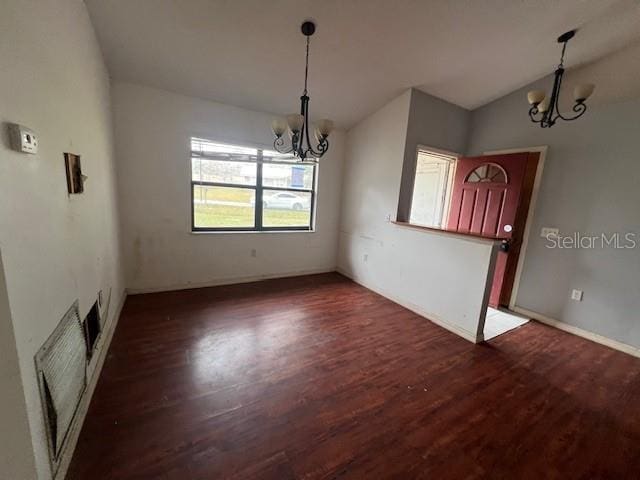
(303, 36, 310, 95)
(559, 40, 568, 68)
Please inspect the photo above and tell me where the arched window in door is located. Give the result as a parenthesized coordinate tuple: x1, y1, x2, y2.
(465, 163, 507, 183)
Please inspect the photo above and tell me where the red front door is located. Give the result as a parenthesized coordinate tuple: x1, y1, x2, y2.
(447, 153, 535, 307)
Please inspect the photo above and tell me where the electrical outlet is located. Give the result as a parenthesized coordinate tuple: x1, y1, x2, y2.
(571, 289, 583, 301)
(541, 227, 559, 238)
(363, 253, 368, 262)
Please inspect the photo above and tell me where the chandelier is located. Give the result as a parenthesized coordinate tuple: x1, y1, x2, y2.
(271, 21, 333, 162)
(527, 30, 595, 128)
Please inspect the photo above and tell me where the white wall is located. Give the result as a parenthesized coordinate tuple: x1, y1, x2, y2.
(112, 83, 345, 292)
(338, 90, 498, 342)
(0, 252, 36, 479)
(468, 42, 640, 349)
(0, 1, 124, 478)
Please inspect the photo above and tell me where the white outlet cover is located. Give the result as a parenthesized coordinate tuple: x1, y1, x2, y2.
(571, 289, 583, 301)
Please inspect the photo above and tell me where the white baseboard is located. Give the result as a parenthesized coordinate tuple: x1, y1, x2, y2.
(55, 289, 127, 480)
(512, 306, 640, 358)
(336, 267, 482, 343)
(126, 268, 335, 295)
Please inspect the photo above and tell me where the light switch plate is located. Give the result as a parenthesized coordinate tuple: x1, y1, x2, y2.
(541, 227, 559, 238)
(571, 289, 583, 301)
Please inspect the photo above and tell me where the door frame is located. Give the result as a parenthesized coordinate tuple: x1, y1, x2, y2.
(413, 144, 459, 228)
(482, 146, 547, 310)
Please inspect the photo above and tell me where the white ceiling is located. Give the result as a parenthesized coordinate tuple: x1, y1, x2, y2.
(86, 0, 640, 128)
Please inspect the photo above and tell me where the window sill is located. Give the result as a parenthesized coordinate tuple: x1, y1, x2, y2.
(392, 221, 503, 245)
(191, 229, 316, 235)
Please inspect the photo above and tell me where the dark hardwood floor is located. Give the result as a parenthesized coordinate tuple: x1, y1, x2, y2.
(67, 273, 640, 479)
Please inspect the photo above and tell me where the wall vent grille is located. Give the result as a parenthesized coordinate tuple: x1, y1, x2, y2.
(34, 300, 87, 475)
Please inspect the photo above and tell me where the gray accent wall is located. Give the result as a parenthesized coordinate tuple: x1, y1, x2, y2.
(397, 89, 471, 221)
(467, 78, 640, 349)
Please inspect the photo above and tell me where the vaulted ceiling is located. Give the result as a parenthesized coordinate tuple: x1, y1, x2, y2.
(86, 0, 640, 128)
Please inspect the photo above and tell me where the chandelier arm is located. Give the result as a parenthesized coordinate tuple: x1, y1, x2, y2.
(551, 67, 567, 124)
(301, 94, 330, 158)
(304, 142, 321, 158)
(529, 105, 552, 128)
(292, 130, 302, 157)
(302, 131, 329, 158)
(303, 114, 324, 158)
(316, 138, 329, 156)
(528, 105, 543, 123)
(299, 143, 327, 161)
(557, 102, 588, 122)
(273, 136, 294, 154)
(303, 146, 322, 159)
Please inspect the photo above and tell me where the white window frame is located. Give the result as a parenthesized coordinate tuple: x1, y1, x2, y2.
(408, 145, 458, 229)
(190, 137, 317, 232)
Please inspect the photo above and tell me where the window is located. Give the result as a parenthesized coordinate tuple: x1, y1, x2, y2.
(465, 163, 507, 183)
(191, 138, 316, 231)
(408, 148, 457, 228)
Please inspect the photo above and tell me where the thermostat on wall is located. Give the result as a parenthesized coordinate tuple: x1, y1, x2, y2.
(8, 123, 38, 154)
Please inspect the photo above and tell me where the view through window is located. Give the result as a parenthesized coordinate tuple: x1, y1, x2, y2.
(191, 138, 316, 231)
(409, 149, 457, 228)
